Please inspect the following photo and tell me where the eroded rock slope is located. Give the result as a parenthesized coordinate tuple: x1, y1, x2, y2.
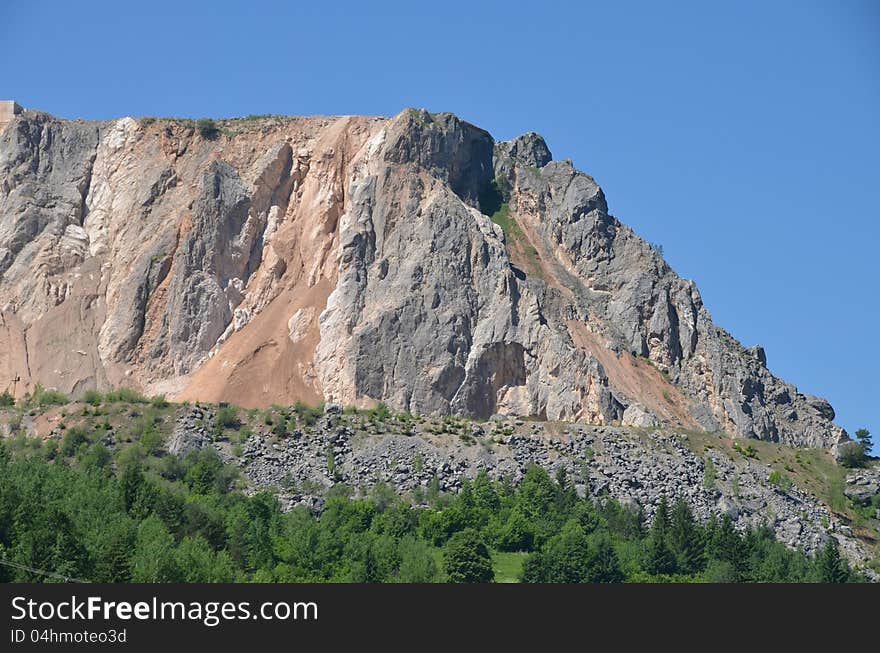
(0, 107, 846, 448)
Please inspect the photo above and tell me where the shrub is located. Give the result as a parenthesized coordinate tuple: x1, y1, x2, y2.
(43, 438, 59, 460)
(0, 390, 15, 407)
(768, 470, 793, 492)
(733, 441, 758, 459)
(105, 388, 149, 403)
(326, 447, 336, 475)
(215, 406, 240, 430)
(140, 424, 164, 455)
(82, 389, 103, 406)
(280, 473, 297, 491)
(837, 441, 867, 468)
(368, 402, 391, 422)
(150, 395, 169, 409)
(237, 424, 252, 444)
(443, 529, 494, 583)
(61, 426, 90, 457)
(159, 455, 185, 481)
(79, 442, 112, 471)
(196, 118, 219, 139)
(293, 401, 323, 427)
(31, 384, 68, 407)
(6, 412, 22, 434)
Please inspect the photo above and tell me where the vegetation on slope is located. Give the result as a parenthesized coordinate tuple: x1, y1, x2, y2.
(681, 429, 880, 543)
(479, 178, 543, 278)
(0, 418, 865, 583)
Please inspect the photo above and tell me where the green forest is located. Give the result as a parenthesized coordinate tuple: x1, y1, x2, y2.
(0, 427, 863, 584)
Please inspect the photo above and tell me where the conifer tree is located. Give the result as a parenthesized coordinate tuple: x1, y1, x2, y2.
(653, 497, 671, 539)
(669, 498, 704, 575)
(554, 468, 578, 514)
(96, 524, 134, 582)
(646, 531, 677, 576)
(712, 514, 747, 582)
(645, 497, 677, 575)
(120, 462, 144, 513)
(817, 538, 849, 583)
(587, 533, 625, 583)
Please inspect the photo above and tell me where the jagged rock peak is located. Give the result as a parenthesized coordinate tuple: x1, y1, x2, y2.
(0, 106, 847, 449)
(502, 132, 553, 168)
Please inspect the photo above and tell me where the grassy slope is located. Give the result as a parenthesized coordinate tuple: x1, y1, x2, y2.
(489, 202, 543, 279)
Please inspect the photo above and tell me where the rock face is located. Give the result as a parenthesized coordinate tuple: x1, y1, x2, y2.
(167, 405, 215, 457)
(0, 107, 847, 448)
(845, 467, 880, 506)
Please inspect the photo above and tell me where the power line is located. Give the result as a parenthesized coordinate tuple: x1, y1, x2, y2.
(0, 558, 88, 583)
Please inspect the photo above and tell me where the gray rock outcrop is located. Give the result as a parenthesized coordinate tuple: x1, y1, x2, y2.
(845, 467, 880, 505)
(0, 107, 847, 449)
(167, 405, 214, 457)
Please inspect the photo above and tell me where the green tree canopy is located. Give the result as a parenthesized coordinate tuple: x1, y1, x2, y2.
(443, 528, 494, 583)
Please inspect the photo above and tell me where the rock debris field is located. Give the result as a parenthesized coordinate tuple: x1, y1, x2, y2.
(168, 404, 877, 571)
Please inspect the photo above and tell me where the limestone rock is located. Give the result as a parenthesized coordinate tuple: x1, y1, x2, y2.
(845, 467, 880, 505)
(0, 107, 846, 448)
(622, 404, 660, 428)
(167, 406, 214, 457)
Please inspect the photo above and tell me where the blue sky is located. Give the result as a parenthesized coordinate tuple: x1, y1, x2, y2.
(1, 1, 877, 436)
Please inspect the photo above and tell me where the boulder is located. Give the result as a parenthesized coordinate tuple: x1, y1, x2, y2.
(622, 404, 660, 428)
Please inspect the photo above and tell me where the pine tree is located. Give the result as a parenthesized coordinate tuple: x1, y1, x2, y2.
(397, 537, 438, 583)
(712, 514, 747, 582)
(587, 533, 625, 583)
(120, 462, 144, 513)
(652, 497, 671, 539)
(472, 470, 500, 512)
(47, 509, 93, 581)
(0, 543, 11, 583)
(646, 497, 677, 575)
(855, 428, 873, 456)
(554, 468, 578, 514)
(354, 543, 381, 583)
(543, 520, 592, 582)
(817, 538, 849, 583)
(669, 498, 704, 575)
(646, 532, 677, 576)
(96, 525, 134, 582)
(130, 516, 180, 582)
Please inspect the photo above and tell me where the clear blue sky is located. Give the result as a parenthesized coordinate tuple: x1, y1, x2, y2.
(2, 1, 877, 437)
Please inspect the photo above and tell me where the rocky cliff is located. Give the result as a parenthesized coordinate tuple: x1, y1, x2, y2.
(0, 107, 847, 448)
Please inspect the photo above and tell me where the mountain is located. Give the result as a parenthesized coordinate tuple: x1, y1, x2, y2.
(0, 105, 846, 449)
